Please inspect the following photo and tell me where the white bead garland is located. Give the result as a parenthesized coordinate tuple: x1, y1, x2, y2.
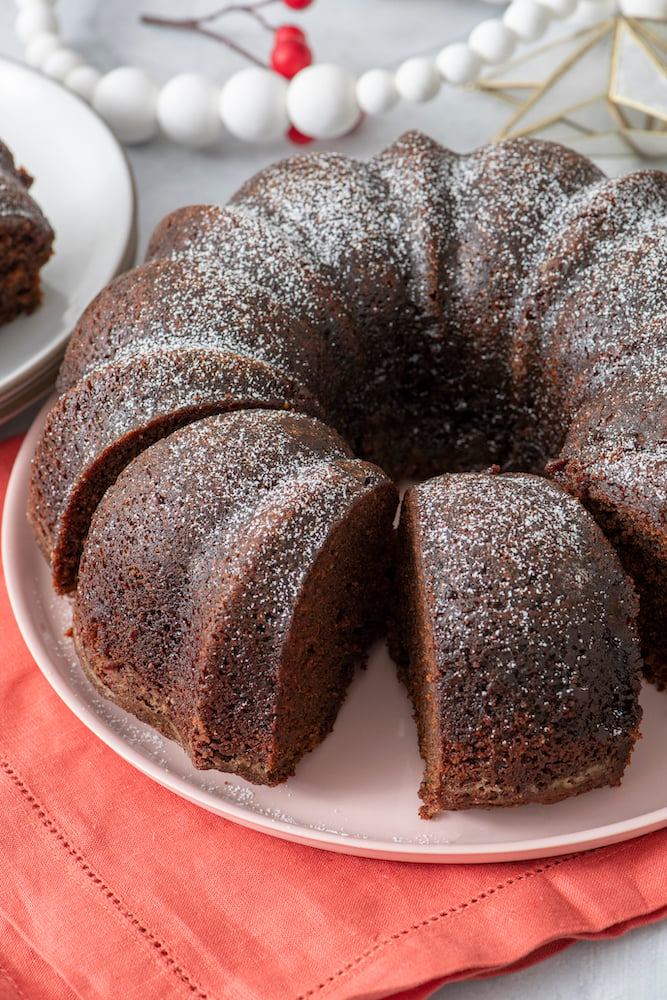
(65, 64, 102, 103)
(504, 0, 551, 41)
(355, 69, 399, 115)
(537, 0, 578, 17)
(287, 64, 360, 139)
(41, 46, 84, 82)
(618, 0, 667, 13)
(14, 4, 57, 44)
(220, 67, 289, 143)
(394, 57, 441, 103)
(468, 19, 518, 64)
(25, 31, 61, 68)
(12, 0, 640, 148)
(158, 73, 223, 148)
(93, 67, 161, 144)
(15, 0, 56, 8)
(436, 43, 483, 85)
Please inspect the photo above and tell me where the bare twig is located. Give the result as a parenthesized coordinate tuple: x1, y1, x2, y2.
(140, 11, 269, 67)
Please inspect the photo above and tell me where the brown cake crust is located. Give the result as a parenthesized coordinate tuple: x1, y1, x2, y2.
(547, 347, 667, 688)
(391, 471, 643, 816)
(512, 169, 667, 462)
(143, 203, 365, 435)
(28, 346, 324, 594)
(374, 134, 603, 474)
(56, 255, 334, 408)
(73, 410, 397, 784)
(0, 139, 54, 325)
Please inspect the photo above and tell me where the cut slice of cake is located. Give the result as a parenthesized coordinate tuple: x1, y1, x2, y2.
(0, 139, 54, 325)
(391, 469, 643, 816)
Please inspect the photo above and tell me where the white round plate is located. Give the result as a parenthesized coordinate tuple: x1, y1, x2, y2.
(0, 58, 136, 421)
(4, 402, 667, 863)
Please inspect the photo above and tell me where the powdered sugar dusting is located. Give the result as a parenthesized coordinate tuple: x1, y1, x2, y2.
(58, 253, 333, 402)
(229, 150, 411, 296)
(30, 129, 667, 785)
(0, 173, 37, 221)
(512, 168, 667, 428)
(75, 409, 389, 731)
(149, 202, 339, 329)
(413, 472, 624, 627)
(408, 470, 642, 746)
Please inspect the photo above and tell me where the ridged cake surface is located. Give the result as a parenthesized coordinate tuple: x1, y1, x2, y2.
(27, 130, 665, 807)
(30, 346, 323, 594)
(72, 409, 398, 785)
(391, 471, 643, 816)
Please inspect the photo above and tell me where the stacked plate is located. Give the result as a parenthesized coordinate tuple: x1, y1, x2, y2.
(0, 58, 136, 423)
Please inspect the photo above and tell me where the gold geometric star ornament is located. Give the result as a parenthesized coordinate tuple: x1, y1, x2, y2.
(474, 15, 667, 157)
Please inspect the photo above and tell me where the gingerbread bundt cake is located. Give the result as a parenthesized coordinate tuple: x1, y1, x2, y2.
(0, 139, 54, 326)
(72, 409, 397, 785)
(391, 471, 643, 816)
(27, 131, 664, 809)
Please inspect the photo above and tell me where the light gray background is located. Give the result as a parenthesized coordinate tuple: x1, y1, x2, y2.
(1, 1, 666, 996)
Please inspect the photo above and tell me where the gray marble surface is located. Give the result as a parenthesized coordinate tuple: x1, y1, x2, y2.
(1, 1, 666, 996)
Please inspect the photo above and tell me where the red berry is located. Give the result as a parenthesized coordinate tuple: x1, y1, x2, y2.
(274, 24, 306, 45)
(271, 39, 312, 79)
(283, 0, 313, 9)
(287, 125, 314, 145)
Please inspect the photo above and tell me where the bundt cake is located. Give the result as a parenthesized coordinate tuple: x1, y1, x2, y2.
(27, 130, 666, 810)
(0, 138, 54, 325)
(390, 470, 643, 817)
(72, 409, 397, 785)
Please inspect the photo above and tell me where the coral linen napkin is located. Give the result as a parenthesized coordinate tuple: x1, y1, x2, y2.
(1, 432, 666, 1000)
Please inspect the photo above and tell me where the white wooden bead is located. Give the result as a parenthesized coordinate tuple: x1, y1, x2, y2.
(157, 73, 222, 148)
(65, 65, 102, 103)
(219, 68, 289, 143)
(41, 47, 84, 82)
(618, 0, 667, 14)
(356, 69, 399, 115)
(436, 43, 482, 85)
(287, 64, 359, 140)
(504, 0, 551, 42)
(25, 30, 61, 68)
(14, 0, 54, 13)
(15, 5, 57, 44)
(93, 67, 160, 145)
(536, 0, 577, 16)
(574, 0, 616, 25)
(468, 19, 518, 65)
(577, 0, 615, 9)
(394, 57, 441, 103)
